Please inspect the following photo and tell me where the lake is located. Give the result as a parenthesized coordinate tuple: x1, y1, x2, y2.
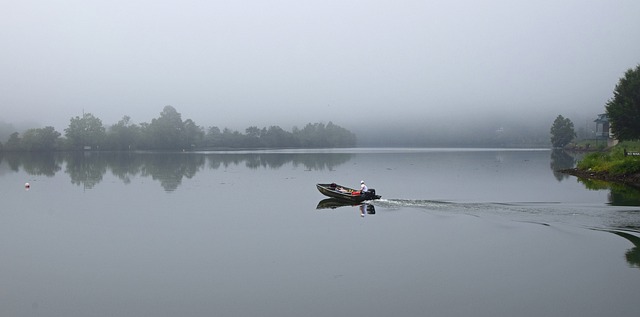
(1, 148, 639, 317)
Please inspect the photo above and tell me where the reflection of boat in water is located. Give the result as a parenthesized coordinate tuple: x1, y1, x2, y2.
(316, 183, 381, 202)
(316, 198, 376, 215)
(316, 198, 360, 209)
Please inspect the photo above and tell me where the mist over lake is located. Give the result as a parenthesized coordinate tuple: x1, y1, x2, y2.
(2, 148, 640, 317)
(3, 2, 640, 315)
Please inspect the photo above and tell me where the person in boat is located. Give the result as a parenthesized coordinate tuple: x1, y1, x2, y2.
(360, 180, 368, 193)
(330, 183, 349, 193)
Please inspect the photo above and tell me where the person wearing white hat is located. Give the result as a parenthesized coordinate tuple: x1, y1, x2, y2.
(360, 180, 368, 192)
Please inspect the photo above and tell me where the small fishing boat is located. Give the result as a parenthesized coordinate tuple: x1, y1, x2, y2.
(316, 183, 381, 202)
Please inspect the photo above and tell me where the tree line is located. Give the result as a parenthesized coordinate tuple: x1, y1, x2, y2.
(0, 106, 357, 151)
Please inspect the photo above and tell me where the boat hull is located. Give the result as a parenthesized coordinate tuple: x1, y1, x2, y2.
(316, 183, 381, 202)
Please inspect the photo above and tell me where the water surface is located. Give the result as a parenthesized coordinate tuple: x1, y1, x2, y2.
(1, 149, 639, 317)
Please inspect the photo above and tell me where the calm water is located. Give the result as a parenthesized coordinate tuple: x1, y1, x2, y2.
(1, 149, 639, 317)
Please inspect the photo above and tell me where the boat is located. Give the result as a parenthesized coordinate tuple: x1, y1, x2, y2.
(316, 183, 381, 202)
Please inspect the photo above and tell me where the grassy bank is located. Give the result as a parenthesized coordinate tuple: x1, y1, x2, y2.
(562, 141, 640, 187)
(577, 141, 640, 174)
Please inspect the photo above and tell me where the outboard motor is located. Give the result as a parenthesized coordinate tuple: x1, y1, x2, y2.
(364, 188, 376, 200)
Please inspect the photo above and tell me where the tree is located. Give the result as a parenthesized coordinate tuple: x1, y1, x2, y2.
(292, 122, 356, 148)
(550, 115, 576, 148)
(145, 105, 204, 150)
(107, 116, 141, 150)
(5, 132, 22, 151)
(219, 128, 242, 147)
(182, 119, 204, 148)
(204, 126, 222, 147)
(147, 105, 185, 149)
(261, 125, 295, 148)
(296, 123, 327, 147)
(605, 64, 640, 141)
(21, 126, 61, 151)
(65, 113, 106, 149)
(325, 121, 356, 147)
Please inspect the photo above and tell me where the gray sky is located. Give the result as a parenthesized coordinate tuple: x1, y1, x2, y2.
(1, 0, 639, 131)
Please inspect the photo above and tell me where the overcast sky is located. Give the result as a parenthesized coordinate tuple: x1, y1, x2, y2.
(1, 0, 639, 131)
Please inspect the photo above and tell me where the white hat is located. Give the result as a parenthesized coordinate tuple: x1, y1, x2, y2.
(361, 180, 365, 184)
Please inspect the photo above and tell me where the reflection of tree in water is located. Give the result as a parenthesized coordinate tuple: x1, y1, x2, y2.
(577, 177, 640, 206)
(608, 231, 640, 269)
(23, 153, 63, 176)
(107, 152, 145, 184)
(608, 186, 640, 206)
(141, 154, 205, 191)
(205, 153, 352, 170)
(65, 152, 107, 189)
(292, 153, 352, 170)
(63, 152, 205, 191)
(550, 150, 576, 181)
(2, 152, 62, 176)
(9, 151, 352, 191)
(576, 178, 610, 191)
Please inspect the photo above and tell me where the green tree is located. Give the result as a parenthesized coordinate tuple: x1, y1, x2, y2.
(261, 126, 295, 148)
(245, 126, 261, 147)
(5, 132, 22, 151)
(65, 113, 106, 149)
(325, 121, 356, 147)
(147, 105, 185, 149)
(21, 126, 61, 151)
(182, 119, 204, 149)
(295, 123, 327, 147)
(292, 122, 355, 148)
(203, 126, 222, 147)
(138, 122, 151, 148)
(605, 64, 640, 141)
(550, 115, 576, 148)
(143, 106, 205, 150)
(219, 128, 243, 147)
(107, 116, 141, 150)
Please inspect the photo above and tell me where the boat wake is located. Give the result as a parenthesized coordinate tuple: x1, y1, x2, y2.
(371, 198, 539, 212)
(369, 198, 640, 230)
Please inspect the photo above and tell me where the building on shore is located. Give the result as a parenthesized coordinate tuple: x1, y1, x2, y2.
(594, 113, 618, 147)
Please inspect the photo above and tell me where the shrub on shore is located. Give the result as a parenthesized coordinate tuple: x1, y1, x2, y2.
(577, 141, 640, 175)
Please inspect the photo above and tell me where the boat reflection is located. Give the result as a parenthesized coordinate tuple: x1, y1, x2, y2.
(316, 198, 376, 216)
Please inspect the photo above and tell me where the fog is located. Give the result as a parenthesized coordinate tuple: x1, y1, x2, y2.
(1, 0, 639, 144)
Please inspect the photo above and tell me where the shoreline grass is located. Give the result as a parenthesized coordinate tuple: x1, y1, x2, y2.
(576, 141, 640, 175)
